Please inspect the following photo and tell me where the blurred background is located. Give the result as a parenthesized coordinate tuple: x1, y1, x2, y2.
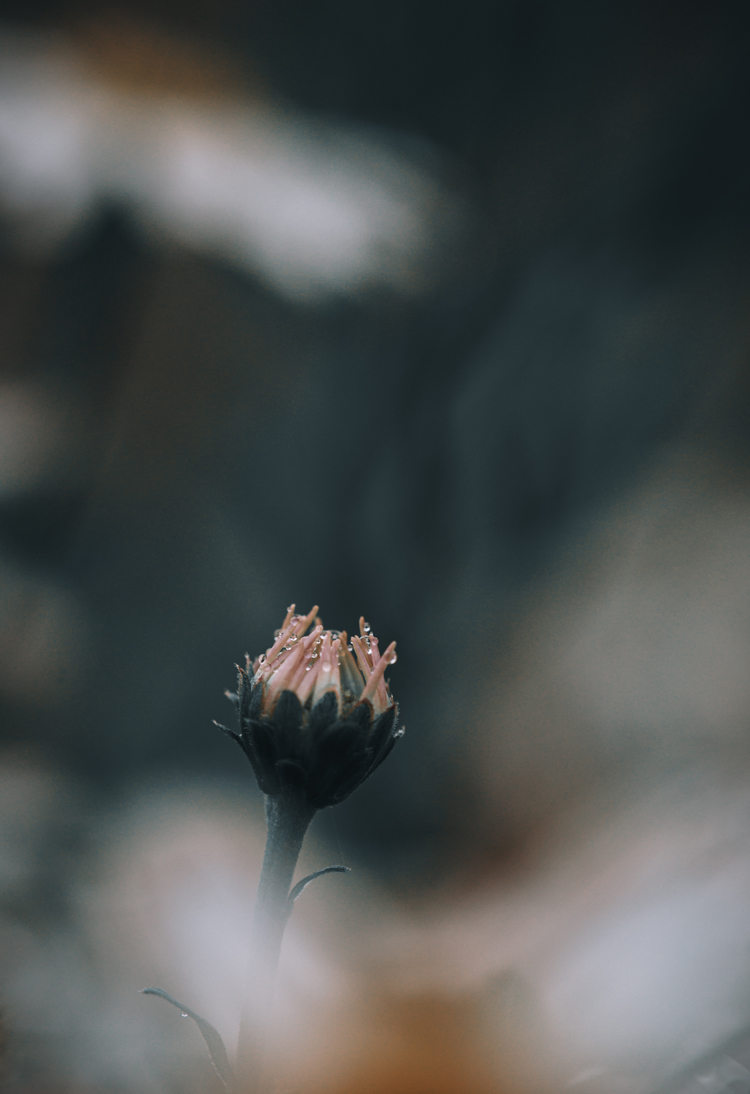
(1, 0, 750, 1089)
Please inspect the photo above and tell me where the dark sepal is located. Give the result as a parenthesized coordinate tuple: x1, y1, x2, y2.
(307, 772, 350, 810)
(310, 722, 366, 790)
(248, 678, 264, 721)
(329, 720, 403, 804)
(305, 702, 374, 806)
(310, 739, 372, 807)
(215, 715, 271, 789)
(274, 757, 308, 794)
(346, 700, 372, 731)
(236, 667, 253, 723)
(238, 738, 275, 795)
(308, 691, 339, 737)
(213, 720, 241, 744)
(322, 755, 374, 806)
(246, 719, 282, 795)
(368, 730, 400, 772)
(271, 690, 305, 756)
(368, 705, 397, 764)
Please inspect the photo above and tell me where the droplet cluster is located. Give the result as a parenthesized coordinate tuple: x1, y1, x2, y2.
(251, 605, 397, 717)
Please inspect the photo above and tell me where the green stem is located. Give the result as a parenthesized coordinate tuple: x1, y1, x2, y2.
(236, 793, 316, 1093)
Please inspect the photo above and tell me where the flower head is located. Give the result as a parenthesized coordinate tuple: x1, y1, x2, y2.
(219, 605, 402, 809)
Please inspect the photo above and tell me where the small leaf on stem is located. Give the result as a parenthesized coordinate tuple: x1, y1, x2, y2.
(288, 865, 351, 907)
(141, 987, 233, 1088)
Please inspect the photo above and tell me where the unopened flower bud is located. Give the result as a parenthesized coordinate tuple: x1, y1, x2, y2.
(219, 605, 403, 809)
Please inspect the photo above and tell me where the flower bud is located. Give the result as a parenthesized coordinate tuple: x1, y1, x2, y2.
(219, 605, 403, 809)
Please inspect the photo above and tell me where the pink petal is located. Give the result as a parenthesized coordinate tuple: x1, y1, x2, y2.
(360, 641, 397, 711)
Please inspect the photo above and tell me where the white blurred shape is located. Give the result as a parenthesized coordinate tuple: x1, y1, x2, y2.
(143, 111, 427, 298)
(164, 860, 250, 1048)
(545, 848, 750, 1075)
(0, 28, 462, 301)
(0, 38, 98, 245)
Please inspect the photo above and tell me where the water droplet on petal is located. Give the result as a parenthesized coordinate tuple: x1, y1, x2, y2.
(395, 728, 405, 738)
(347, 644, 353, 651)
(305, 665, 312, 672)
(283, 644, 292, 651)
(289, 633, 298, 642)
(389, 652, 397, 664)
(286, 604, 294, 612)
(274, 629, 282, 639)
(258, 654, 266, 664)
(363, 621, 372, 633)
(181, 1012, 189, 1018)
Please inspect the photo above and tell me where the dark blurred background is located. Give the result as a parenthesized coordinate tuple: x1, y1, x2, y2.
(1, 0, 750, 1090)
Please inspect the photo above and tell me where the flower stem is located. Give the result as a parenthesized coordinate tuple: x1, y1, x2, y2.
(236, 792, 316, 1093)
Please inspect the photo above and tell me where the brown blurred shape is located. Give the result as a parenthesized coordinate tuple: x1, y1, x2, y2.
(64, 7, 260, 101)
